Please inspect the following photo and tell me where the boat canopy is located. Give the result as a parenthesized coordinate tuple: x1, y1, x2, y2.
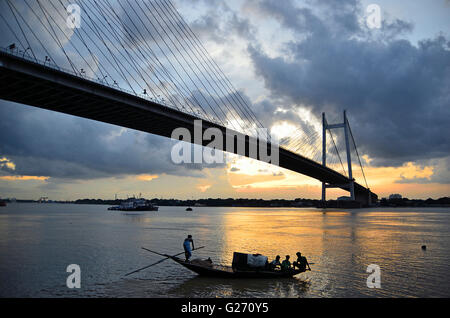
(232, 252, 268, 270)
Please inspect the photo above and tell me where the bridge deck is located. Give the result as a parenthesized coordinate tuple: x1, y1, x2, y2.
(0, 51, 377, 204)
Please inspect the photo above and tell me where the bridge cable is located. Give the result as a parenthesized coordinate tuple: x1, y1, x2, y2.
(150, 0, 248, 128)
(96, 0, 202, 116)
(348, 122, 369, 189)
(96, 0, 198, 114)
(33, 0, 79, 74)
(93, 0, 194, 107)
(328, 129, 347, 176)
(132, 1, 230, 127)
(53, 0, 109, 81)
(0, 0, 320, 154)
(140, 0, 241, 131)
(0, 11, 27, 54)
(75, 0, 141, 94)
(53, 0, 120, 84)
(156, 0, 259, 133)
(6, 0, 54, 64)
(82, 0, 163, 101)
(163, 0, 265, 131)
(164, 0, 265, 134)
(125, 0, 223, 124)
(80, 0, 154, 92)
(5, 0, 38, 60)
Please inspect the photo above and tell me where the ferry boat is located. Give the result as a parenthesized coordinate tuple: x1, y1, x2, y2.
(108, 198, 158, 211)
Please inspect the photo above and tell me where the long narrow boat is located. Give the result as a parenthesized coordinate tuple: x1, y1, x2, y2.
(164, 255, 307, 278)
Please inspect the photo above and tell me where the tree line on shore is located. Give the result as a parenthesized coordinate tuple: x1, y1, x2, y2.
(8, 196, 450, 207)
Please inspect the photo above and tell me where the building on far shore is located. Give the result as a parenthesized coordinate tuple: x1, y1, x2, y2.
(389, 194, 402, 200)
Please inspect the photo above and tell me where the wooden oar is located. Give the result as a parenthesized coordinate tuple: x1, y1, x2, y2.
(141, 246, 204, 258)
(124, 246, 205, 277)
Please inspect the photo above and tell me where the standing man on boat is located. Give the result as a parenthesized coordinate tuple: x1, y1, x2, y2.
(183, 235, 195, 262)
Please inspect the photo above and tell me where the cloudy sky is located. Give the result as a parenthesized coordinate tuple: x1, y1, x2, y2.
(0, 0, 449, 200)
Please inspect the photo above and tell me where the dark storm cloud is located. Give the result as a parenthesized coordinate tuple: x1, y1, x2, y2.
(189, 12, 226, 43)
(114, 0, 254, 50)
(246, 0, 450, 167)
(190, 10, 255, 43)
(177, 0, 256, 43)
(0, 101, 220, 180)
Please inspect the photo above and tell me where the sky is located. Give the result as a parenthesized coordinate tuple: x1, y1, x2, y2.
(0, 0, 449, 201)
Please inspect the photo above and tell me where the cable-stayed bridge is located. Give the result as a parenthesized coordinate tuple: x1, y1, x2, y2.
(0, 0, 377, 205)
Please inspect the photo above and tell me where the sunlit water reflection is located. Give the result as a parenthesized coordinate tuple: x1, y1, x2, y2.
(0, 203, 449, 297)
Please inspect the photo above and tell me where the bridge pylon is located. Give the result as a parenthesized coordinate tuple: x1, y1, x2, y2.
(321, 110, 355, 205)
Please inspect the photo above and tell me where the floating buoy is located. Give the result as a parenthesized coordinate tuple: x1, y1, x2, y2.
(421, 245, 426, 250)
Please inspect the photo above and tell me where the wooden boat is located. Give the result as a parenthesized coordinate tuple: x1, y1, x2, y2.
(164, 255, 307, 278)
(134, 248, 310, 279)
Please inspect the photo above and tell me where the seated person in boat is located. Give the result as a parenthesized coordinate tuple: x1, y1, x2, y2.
(183, 235, 195, 262)
(281, 255, 291, 271)
(293, 252, 311, 271)
(269, 255, 282, 270)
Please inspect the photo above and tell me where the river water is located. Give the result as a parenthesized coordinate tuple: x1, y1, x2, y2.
(0, 203, 449, 298)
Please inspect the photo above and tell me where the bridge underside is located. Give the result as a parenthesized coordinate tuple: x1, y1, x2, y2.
(0, 52, 377, 205)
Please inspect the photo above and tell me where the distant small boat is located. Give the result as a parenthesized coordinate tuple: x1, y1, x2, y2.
(186, 207, 193, 211)
(108, 198, 158, 211)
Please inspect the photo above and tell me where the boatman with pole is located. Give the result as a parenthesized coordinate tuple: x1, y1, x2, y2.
(183, 235, 195, 262)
